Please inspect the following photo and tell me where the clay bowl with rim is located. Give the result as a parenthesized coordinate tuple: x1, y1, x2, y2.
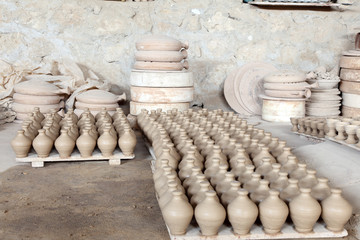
(308, 79, 340, 90)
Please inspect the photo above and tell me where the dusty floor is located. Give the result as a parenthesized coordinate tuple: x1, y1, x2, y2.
(0, 132, 169, 240)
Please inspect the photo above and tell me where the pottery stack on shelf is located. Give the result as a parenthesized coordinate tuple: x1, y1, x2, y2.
(73, 89, 126, 116)
(130, 35, 194, 115)
(339, 50, 360, 118)
(306, 67, 341, 117)
(261, 70, 311, 122)
(12, 79, 70, 120)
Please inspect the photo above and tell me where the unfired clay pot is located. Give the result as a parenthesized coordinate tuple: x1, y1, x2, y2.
(97, 128, 117, 157)
(76, 129, 96, 158)
(228, 189, 258, 235)
(162, 190, 193, 235)
(311, 177, 331, 201)
(134, 60, 189, 71)
(221, 181, 241, 207)
(11, 130, 32, 158)
(54, 129, 75, 158)
(259, 190, 289, 234)
(136, 35, 189, 51)
(118, 126, 137, 156)
(290, 188, 321, 233)
(32, 129, 53, 158)
(195, 191, 226, 236)
(321, 188, 353, 232)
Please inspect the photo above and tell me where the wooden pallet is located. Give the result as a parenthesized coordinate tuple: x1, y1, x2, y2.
(326, 136, 360, 152)
(16, 148, 135, 168)
(144, 140, 348, 240)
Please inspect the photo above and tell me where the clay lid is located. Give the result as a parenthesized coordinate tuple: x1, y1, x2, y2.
(76, 89, 126, 104)
(14, 79, 70, 96)
(136, 35, 188, 51)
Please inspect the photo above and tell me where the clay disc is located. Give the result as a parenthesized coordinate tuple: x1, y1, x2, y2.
(340, 68, 360, 82)
(75, 101, 119, 111)
(130, 70, 194, 87)
(234, 63, 278, 115)
(130, 86, 193, 103)
(14, 80, 70, 96)
(135, 50, 187, 62)
(340, 56, 360, 69)
(340, 80, 360, 94)
(13, 93, 63, 105)
(76, 90, 125, 104)
(136, 35, 188, 51)
(12, 101, 64, 113)
(130, 101, 189, 115)
(342, 106, 360, 118)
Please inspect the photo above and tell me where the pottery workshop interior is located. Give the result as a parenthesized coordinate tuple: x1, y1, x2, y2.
(1, 0, 360, 239)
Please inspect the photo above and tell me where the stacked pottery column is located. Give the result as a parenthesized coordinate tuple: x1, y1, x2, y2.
(339, 50, 360, 118)
(130, 35, 194, 115)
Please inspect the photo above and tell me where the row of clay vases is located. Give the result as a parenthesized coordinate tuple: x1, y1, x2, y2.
(139, 109, 352, 236)
(291, 117, 326, 138)
(326, 118, 360, 147)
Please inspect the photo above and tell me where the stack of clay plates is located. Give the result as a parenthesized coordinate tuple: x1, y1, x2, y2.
(224, 62, 277, 116)
(340, 50, 360, 118)
(13, 79, 69, 120)
(130, 35, 194, 115)
(74, 89, 126, 116)
(259, 70, 309, 122)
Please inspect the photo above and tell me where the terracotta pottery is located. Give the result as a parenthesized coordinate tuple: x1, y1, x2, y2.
(280, 178, 300, 203)
(118, 126, 137, 156)
(210, 164, 228, 187)
(134, 60, 189, 71)
(271, 140, 286, 157)
(252, 147, 276, 167)
(13, 93, 64, 105)
(75, 101, 120, 111)
(76, 89, 126, 104)
(228, 189, 258, 235)
(204, 159, 220, 180)
(340, 68, 360, 82)
(54, 129, 75, 158)
(264, 89, 311, 99)
(290, 163, 308, 180)
(11, 130, 32, 158)
(250, 179, 270, 204)
(14, 79, 70, 96)
(12, 101, 64, 114)
(311, 177, 331, 201)
(299, 169, 318, 189)
(264, 163, 281, 182)
(281, 156, 298, 174)
(32, 129, 53, 158)
(190, 181, 213, 207)
(76, 129, 96, 158)
(321, 189, 353, 232)
(238, 165, 255, 183)
(277, 147, 293, 165)
(136, 35, 189, 51)
(230, 159, 247, 177)
(259, 190, 289, 234)
(290, 188, 321, 233)
(215, 172, 235, 196)
(345, 125, 358, 144)
(221, 181, 241, 207)
(162, 190, 193, 236)
(270, 172, 289, 191)
(255, 157, 273, 176)
(195, 191, 226, 236)
(340, 56, 360, 69)
(183, 167, 202, 190)
(135, 50, 187, 62)
(97, 128, 117, 157)
(243, 173, 261, 193)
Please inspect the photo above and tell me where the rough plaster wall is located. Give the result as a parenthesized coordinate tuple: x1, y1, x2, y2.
(0, 0, 360, 109)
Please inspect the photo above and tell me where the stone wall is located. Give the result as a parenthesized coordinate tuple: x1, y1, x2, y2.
(0, 0, 359, 109)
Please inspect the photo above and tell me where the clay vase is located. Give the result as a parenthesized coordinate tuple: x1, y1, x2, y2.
(299, 169, 318, 189)
(230, 159, 247, 177)
(280, 178, 300, 203)
(270, 172, 289, 191)
(326, 119, 339, 137)
(187, 174, 207, 198)
(11, 130, 32, 158)
(321, 189, 353, 232)
(76, 129, 96, 158)
(238, 165, 255, 184)
(250, 179, 270, 204)
(190, 181, 213, 207)
(228, 189, 258, 235)
(162, 190, 193, 236)
(276, 147, 293, 165)
(221, 181, 241, 207)
(204, 158, 220, 180)
(259, 190, 289, 234)
(264, 163, 281, 183)
(210, 164, 228, 187)
(118, 126, 137, 156)
(290, 118, 299, 132)
(178, 159, 196, 181)
(289, 188, 321, 233)
(54, 129, 75, 158)
(280, 156, 298, 174)
(335, 122, 349, 141)
(255, 157, 273, 176)
(243, 173, 261, 193)
(183, 167, 202, 190)
(289, 163, 307, 180)
(311, 177, 331, 201)
(271, 140, 286, 157)
(317, 122, 326, 138)
(195, 190, 226, 236)
(32, 129, 53, 158)
(229, 148, 251, 166)
(97, 128, 117, 157)
(216, 172, 235, 196)
(156, 148, 178, 170)
(345, 125, 358, 144)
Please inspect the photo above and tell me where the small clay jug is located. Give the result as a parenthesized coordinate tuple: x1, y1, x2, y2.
(156, 148, 178, 170)
(187, 174, 207, 197)
(190, 181, 213, 207)
(230, 159, 247, 177)
(259, 190, 289, 234)
(229, 148, 251, 166)
(11, 130, 32, 158)
(195, 191, 226, 236)
(264, 163, 281, 183)
(216, 172, 235, 196)
(267, 137, 279, 152)
(183, 167, 202, 190)
(299, 169, 318, 189)
(221, 181, 241, 207)
(271, 140, 286, 157)
(238, 165, 255, 184)
(280, 178, 300, 203)
(253, 147, 276, 167)
(76, 129, 96, 158)
(243, 173, 261, 193)
(55, 129, 75, 158)
(32, 129, 53, 158)
(118, 126, 137, 156)
(210, 164, 228, 187)
(255, 157, 273, 176)
(276, 147, 293, 165)
(178, 159, 196, 181)
(321, 188, 353, 232)
(281, 155, 298, 174)
(228, 189, 258, 235)
(311, 177, 331, 201)
(290, 163, 307, 180)
(250, 179, 270, 204)
(270, 172, 289, 191)
(97, 128, 117, 157)
(290, 188, 321, 233)
(180, 150, 203, 170)
(204, 158, 220, 180)
(162, 190, 193, 235)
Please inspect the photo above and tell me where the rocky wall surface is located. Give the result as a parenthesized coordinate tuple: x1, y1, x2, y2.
(0, 0, 359, 109)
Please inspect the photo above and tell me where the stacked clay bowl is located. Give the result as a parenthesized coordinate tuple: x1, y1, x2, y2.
(130, 35, 194, 115)
(74, 89, 125, 116)
(340, 50, 360, 118)
(13, 79, 69, 120)
(261, 71, 309, 122)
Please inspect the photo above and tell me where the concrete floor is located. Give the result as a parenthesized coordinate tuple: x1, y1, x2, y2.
(1, 119, 360, 240)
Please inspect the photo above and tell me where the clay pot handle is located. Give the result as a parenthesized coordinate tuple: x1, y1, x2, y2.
(183, 60, 189, 70)
(116, 92, 127, 102)
(181, 41, 189, 50)
(181, 50, 188, 59)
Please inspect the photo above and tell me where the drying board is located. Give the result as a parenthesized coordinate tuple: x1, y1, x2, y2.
(326, 136, 360, 152)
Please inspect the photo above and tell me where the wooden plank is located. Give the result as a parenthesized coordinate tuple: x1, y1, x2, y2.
(16, 148, 135, 168)
(249, 2, 341, 7)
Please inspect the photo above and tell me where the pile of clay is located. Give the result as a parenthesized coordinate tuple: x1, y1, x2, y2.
(138, 108, 352, 237)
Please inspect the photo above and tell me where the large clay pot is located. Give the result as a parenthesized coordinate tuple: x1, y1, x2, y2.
(54, 129, 75, 158)
(321, 189, 353, 232)
(97, 128, 117, 157)
(76, 129, 96, 158)
(311, 177, 331, 201)
(290, 188, 321, 233)
(280, 178, 300, 203)
(259, 190, 289, 234)
(190, 181, 213, 207)
(195, 191, 226, 236)
(32, 129, 53, 158)
(162, 190, 193, 235)
(11, 130, 32, 158)
(228, 189, 258, 235)
(118, 126, 137, 156)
